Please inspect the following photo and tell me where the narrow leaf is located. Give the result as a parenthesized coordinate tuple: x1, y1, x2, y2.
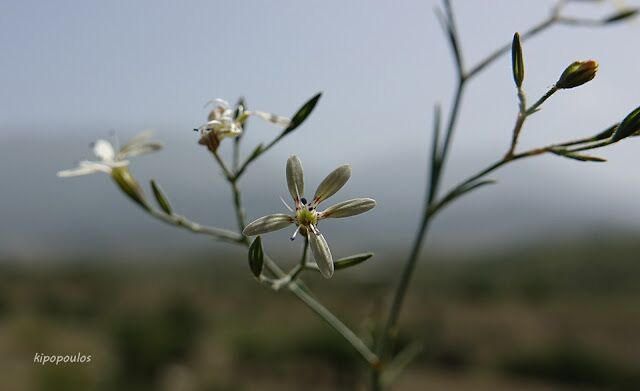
(334, 253, 374, 270)
(248, 236, 264, 278)
(592, 123, 619, 141)
(550, 149, 606, 162)
(150, 179, 173, 214)
(281, 92, 322, 136)
(603, 8, 638, 24)
(612, 105, 640, 142)
(247, 143, 264, 162)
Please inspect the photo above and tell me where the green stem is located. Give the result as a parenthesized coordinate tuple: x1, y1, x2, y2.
(234, 134, 283, 179)
(526, 86, 558, 116)
(147, 208, 243, 243)
(466, 16, 556, 79)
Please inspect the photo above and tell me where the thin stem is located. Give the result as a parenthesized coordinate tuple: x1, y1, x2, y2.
(147, 208, 244, 243)
(233, 138, 241, 171)
(211, 149, 234, 180)
(566, 139, 614, 153)
(230, 179, 248, 238)
(526, 86, 558, 116)
(290, 236, 309, 282)
(505, 88, 528, 158)
(235, 134, 282, 179)
(467, 16, 556, 79)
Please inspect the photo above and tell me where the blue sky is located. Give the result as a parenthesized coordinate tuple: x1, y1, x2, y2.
(1, 1, 640, 260)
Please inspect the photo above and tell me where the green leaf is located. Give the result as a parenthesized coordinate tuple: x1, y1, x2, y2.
(334, 253, 374, 270)
(550, 149, 606, 162)
(281, 92, 322, 136)
(592, 123, 619, 141)
(511, 32, 524, 88)
(604, 8, 638, 24)
(150, 179, 173, 214)
(612, 105, 640, 142)
(248, 236, 264, 278)
(247, 143, 264, 161)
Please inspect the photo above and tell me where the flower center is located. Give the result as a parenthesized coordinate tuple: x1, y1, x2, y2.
(295, 207, 318, 227)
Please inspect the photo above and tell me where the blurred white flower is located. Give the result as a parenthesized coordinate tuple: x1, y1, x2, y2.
(243, 155, 376, 278)
(196, 98, 290, 151)
(57, 131, 162, 177)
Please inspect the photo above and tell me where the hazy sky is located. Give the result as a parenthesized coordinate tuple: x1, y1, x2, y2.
(2, 1, 640, 260)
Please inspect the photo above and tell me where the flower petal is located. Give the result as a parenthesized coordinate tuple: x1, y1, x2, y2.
(250, 111, 291, 128)
(243, 214, 294, 236)
(320, 198, 376, 219)
(286, 155, 305, 202)
(309, 231, 334, 278)
(117, 131, 163, 159)
(313, 164, 351, 205)
(93, 139, 115, 162)
(57, 161, 118, 177)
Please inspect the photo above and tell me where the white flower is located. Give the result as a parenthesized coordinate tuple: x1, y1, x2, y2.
(57, 131, 162, 177)
(243, 155, 376, 278)
(196, 98, 291, 151)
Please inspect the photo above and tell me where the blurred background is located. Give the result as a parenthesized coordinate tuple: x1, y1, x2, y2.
(1, 0, 640, 389)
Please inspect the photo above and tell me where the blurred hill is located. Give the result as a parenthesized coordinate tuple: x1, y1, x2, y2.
(0, 236, 638, 390)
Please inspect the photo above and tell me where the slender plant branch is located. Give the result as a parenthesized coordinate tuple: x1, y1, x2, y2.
(371, 0, 606, 388)
(466, 16, 557, 79)
(147, 208, 244, 243)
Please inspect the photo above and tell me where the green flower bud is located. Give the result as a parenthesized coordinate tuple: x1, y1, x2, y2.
(111, 167, 149, 210)
(511, 32, 524, 88)
(612, 105, 640, 142)
(556, 60, 598, 89)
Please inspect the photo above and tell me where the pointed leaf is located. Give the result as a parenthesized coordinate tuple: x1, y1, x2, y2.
(612, 105, 640, 142)
(334, 253, 374, 270)
(248, 236, 264, 277)
(247, 143, 265, 162)
(281, 92, 322, 136)
(604, 8, 638, 24)
(150, 179, 173, 214)
(550, 149, 606, 162)
(592, 123, 619, 141)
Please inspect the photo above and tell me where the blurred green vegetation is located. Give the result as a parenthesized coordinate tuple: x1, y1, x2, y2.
(1, 236, 639, 390)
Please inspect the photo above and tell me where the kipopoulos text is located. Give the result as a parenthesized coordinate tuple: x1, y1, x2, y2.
(33, 353, 92, 365)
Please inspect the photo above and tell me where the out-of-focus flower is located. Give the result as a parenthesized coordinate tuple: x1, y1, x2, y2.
(196, 98, 290, 152)
(243, 155, 376, 278)
(57, 131, 162, 208)
(57, 131, 162, 177)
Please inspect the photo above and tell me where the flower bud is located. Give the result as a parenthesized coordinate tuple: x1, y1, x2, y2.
(511, 32, 524, 88)
(556, 60, 598, 89)
(111, 167, 149, 210)
(612, 105, 640, 142)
